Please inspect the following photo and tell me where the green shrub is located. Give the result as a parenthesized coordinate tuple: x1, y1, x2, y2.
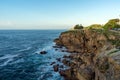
(87, 24, 103, 29)
(74, 24, 83, 29)
(103, 19, 120, 30)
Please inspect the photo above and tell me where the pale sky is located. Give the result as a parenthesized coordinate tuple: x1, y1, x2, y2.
(0, 0, 120, 29)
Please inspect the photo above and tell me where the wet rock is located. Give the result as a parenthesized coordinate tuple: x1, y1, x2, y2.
(59, 69, 79, 80)
(56, 58, 61, 62)
(53, 64, 59, 72)
(59, 70, 66, 76)
(53, 45, 62, 48)
(50, 62, 56, 65)
(61, 50, 66, 52)
(40, 51, 47, 54)
(55, 48, 58, 51)
(59, 65, 64, 68)
(63, 55, 69, 58)
(62, 59, 70, 65)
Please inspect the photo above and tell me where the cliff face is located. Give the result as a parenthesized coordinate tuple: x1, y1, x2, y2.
(54, 29, 120, 80)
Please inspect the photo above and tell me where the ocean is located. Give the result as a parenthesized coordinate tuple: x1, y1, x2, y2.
(0, 30, 68, 80)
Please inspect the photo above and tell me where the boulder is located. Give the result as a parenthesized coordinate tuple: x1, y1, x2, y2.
(56, 58, 61, 62)
(40, 51, 47, 54)
(50, 62, 56, 65)
(53, 64, 59, 72)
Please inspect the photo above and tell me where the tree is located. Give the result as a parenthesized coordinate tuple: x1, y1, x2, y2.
(74, 24, 83, 29)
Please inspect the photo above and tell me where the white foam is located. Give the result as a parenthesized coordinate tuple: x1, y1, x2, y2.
(18, 47, 32, 52)
(0, 58, 13, 66)
(35, 43, 69, 80)
(34, 43, 54, 54)
(0, 54, 18, 60)
(9, 58, 24, 65)
(0, 54, 18, 66)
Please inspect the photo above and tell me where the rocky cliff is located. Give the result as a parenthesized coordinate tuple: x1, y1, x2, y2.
(54, 29, 120, 80)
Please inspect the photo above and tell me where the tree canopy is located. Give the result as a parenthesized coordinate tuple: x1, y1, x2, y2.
(74, 24, 83, 29)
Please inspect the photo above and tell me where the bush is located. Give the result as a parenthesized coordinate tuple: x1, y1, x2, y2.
(87, 24, 103, 29)
(103, 19, 120, 30)
(74, 24, 83, 29)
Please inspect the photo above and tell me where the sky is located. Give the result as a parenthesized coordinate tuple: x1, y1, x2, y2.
(0, 0, 120, 29)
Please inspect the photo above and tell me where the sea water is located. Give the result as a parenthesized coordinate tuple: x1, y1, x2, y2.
(0, 30, 68, 80)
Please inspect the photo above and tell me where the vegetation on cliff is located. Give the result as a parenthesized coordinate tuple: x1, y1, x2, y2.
(103, 19, 120, 30)
(70, 19, 120, 31)
(74, 24, 83, 29)
(86, 24, 103, 29)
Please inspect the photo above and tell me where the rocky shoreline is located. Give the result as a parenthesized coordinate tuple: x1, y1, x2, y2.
(53, 29, 120, 80)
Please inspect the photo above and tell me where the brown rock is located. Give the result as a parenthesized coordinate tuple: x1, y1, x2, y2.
(54, 29, 120, 80)
(59, 70, 66, 76)
(62, 59, 70, 65)
(53, 64, 59, 72)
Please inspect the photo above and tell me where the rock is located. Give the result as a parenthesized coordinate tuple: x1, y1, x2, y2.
(40, 51, 47, 54)
(59, 69, 79, 80)
(62, 59, 69, 65)
(59, 70, 66, 76)
(56, 58, 61, 62)
(116, 46, 120, 49)
(61, 50, 66, 52)
(59, 65, 64, 68)
(55, 48, 58, 51)
(53, 64, 59, 72)
(53, 45, 62, 48)
(63, 55, 69, 58)
(50, 62, 56, 65)
(54, 29, 120, 80)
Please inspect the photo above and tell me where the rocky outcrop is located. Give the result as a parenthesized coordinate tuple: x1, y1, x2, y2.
(40, 51, 47, 54)
(54, 29, 120, 80)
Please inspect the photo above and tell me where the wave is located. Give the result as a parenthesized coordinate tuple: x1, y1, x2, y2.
(17, 47, 32, 52)
(0, 54, 18, 60)
(35, 43, 69, 80)
(0, 54, 18, 66)
(34, 43, 54, 54)
(0, 58, 13, 66)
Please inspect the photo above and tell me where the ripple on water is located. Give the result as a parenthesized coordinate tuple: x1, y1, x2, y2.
(0, 54, 18, 66)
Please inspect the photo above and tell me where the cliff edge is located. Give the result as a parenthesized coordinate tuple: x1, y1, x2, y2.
(54, 29, 120, 80)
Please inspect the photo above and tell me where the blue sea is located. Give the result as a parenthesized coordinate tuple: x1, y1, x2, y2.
(0, 30, 68, 80)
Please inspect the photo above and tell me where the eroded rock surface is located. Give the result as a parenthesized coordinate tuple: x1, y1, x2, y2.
(54, 29, 120, 80)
